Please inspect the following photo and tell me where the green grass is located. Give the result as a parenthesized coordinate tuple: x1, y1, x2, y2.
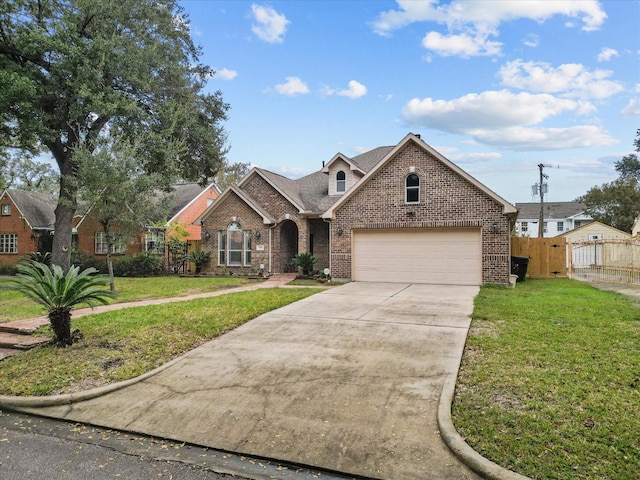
(0, 288, 318, 396)
(0, 275, 252, 323)
(453, 279, 640, 480)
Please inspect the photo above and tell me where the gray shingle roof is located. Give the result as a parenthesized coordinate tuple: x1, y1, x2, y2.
(5, 189, 57, 229)
(350, 146, 394, 171)
(249, 147, 396, 215)
(166, 183, 209, 219)
(516, 202, 586, 220)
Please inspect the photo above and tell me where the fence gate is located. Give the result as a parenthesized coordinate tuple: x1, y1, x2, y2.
(511, 237, 566, 278)
(569, 239, 640, 284)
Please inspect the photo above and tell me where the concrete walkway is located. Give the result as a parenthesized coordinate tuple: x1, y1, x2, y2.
(3, 281, 486, 479)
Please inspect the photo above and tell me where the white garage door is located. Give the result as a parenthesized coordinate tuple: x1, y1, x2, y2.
(352, 228, 482, 285)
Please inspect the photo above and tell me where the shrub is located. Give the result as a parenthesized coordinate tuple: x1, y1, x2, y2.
(292, 252, 317, 275)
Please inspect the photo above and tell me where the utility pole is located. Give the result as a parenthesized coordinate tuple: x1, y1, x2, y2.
(536, 164, 551, 238)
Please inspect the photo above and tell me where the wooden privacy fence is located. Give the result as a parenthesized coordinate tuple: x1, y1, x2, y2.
(511, 237, 566, 278)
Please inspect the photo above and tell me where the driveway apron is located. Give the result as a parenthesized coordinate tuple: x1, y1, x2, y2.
(15, 282, 481, 480)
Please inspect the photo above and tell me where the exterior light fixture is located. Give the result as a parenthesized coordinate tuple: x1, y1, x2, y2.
(336, 226, 344, 235)
(492, 222, 499, 233)
(255, 230, 262, 239)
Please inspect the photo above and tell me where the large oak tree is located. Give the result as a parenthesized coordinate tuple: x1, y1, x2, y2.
(578, 130, 640, 233)
(0, 0, 228, 271)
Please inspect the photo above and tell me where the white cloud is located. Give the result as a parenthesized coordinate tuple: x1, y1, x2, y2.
(422, 31, 502, 57)
(401, 90, 616, 150)
(372, 0, 606, 58)
(597, 47, 619, 62)
(216, 68, 238, 80)
(402, 90, 588, 131)
(373, 0, 607, 36)
(251, 4, 290, 43)
(621, 97, 640, 117)
(498, 60, 624, 99)
(321, 80, 368, 99)
(274, 76, 309, 96)
(523, 33, 539, 48)
(371, 0, 443, 37)
(337, 80, 368, 99)
(472, 126, 617, 150)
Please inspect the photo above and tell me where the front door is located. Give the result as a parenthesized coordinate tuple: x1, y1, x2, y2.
(279, 220, 298, 272)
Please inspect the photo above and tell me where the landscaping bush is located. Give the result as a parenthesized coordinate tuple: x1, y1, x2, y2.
(0, 261, 17, 276)
(113, 252, 165, 277)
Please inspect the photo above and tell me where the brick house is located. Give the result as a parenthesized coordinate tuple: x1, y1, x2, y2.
(75, 183, 219, 261)
(0, 189, 57, 267)
(1, 184, 218, 269)
(197, 133, 517, 285)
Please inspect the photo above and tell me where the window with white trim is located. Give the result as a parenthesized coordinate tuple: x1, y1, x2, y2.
(218, 222, 251, 266)
(0, 233, 17, 254)
(144, 230, 165, 254)
(1, 204, 10, 215)
(405, 173, 420, 203)
(95, 232, 126, 254)
(557, 221, 564, 232)
(521, 221, 528, 232)
(336, 171, 346, 193)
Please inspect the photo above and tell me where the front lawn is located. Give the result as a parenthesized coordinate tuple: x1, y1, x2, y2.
(0, 288, 318, 396)
(453, 279, 639, 480)
(0, 275, 252, 323)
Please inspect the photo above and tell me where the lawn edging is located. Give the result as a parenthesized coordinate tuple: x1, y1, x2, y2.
(438, 373, 533, 480)
(0, 352, 181, 411)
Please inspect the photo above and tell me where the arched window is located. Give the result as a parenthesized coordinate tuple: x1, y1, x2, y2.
(405, 173, 420, 203)
(336, 170, 346, 193)
(218, 222, 251, 266)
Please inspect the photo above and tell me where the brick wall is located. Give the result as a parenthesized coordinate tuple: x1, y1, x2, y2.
(331, 142, 511, 284)
(171, 185, 218, 240)
(75, 212, 144, 260)
(201, 175, 332, 275)
(0, 197, 36, 266)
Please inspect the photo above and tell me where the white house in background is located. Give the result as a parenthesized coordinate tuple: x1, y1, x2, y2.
(515, 202, 593, 238)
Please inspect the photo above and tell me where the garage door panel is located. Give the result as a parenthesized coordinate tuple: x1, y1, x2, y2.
(353, 229, 481, 285)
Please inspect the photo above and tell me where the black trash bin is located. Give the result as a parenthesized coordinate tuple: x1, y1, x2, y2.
(510, 256, 530, 282)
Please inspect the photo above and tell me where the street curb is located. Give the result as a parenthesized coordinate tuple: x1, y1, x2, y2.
(437, 375, 533, 480)
(0, 354, 182, 410)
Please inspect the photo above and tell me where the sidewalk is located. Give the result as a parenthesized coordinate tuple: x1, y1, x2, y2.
(0, 274, 299, 360)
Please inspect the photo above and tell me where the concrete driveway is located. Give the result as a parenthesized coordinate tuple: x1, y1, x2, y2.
(15, 282, 481, 479)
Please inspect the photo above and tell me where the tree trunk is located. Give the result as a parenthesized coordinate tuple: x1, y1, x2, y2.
(104, 224, 116, 291)
(49, 308, 73, 346)
(51, 155, 78, 273)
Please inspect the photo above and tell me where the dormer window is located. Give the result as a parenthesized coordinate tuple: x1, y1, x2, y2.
(405, 174, 420, 203)
(336, 171, 346, 193)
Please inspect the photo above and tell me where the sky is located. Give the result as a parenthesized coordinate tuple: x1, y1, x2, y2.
(181, 0, 639, 204)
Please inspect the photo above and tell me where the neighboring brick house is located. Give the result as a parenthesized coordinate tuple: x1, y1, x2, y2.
(0, 189, 58, 266)
(515, 202, 593, 237)
(75, 183, 219, 260)
(197, 133, 518, 285)
(1, 184, 218, 268)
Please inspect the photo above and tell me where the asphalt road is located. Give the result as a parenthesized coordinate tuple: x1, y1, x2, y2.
(0, 411, 348, 480)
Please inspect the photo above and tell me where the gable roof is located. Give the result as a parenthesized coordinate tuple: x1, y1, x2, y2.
(1, 189, 57, 230)
(558, 220, 630, 238)
(167, 183, 219, 222)
(194, 186, 276, 226)
(516, 202, 587, 220)
(321, 146, 395, 176)
(322, 133, 517, 218)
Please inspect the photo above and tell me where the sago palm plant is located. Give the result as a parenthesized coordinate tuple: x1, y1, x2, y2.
(3, 261, 115, 346)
